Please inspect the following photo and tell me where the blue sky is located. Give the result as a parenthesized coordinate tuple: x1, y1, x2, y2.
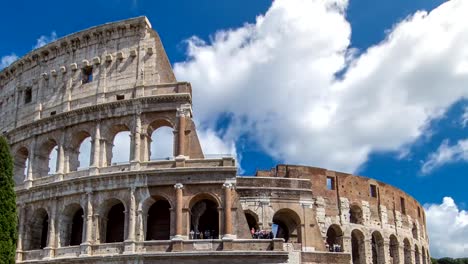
(1, 0, 467, 258)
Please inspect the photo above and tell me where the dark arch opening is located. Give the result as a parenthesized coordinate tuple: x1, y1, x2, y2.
(389, 235, 400, 264)
(70, 208, 84, 246)
(371, 231, 385, 264)
(415, 245, 421, 264)
(412, 223, 418, 240)
(27, 209, 49, 250)
(190, 199, 219, 239)
(404, 239, 412, 264)
(105, 203, 125, 243)
(146, 200, 171, 240)
(272, 209, 301, 243)
(422, 246, 427, 264)
(14, 147, 29, 184)
(326, 224, 343, 252)
(245, 211, 259, 231)
(40, 215, 49, 249)
(350, 204, 364, 224)
(351, 229, 366, 264)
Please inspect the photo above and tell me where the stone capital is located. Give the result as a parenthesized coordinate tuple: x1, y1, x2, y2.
(174, 183, 184, 189)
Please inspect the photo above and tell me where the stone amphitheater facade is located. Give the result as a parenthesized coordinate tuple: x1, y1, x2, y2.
(0, 17, 430, 264)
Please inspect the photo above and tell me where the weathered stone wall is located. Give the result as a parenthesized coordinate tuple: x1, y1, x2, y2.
(238, 165, 431, 264)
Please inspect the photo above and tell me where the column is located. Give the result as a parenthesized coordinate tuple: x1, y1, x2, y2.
(173, 183, 184, 238)
(45, 199, 57, 259)
(91, 122, 101, 168)
(80, 191, 93, 256)
(16, 204, 25, 261)
(55, 132, 66, 181)
(25, 137, 36, 188)
(125, 187, 136, 252)
(223, 182, 234, 238)
(176, 105, 191, 157)
(131, 114, 141, 166)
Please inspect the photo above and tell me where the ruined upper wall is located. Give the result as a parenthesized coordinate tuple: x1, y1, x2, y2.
(0, 16, 181, 133)
(254, 164, 428, 239)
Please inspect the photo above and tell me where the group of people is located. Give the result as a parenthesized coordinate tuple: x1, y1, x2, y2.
(325, 243, 342, 252)
(189, 230, 217, 239)
(250, 228, 274, 239)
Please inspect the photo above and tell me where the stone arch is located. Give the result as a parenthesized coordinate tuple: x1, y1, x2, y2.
(100, 198, 126, 243)
(389, 234, 400, 264)
(68, 130, 92, 171)
(272, 208, 301, 243)
(147, 119, 175, 160)
(326, 224, 343, 252)
(412, 223, 418, 240)
(349, 204, 364, 224)
(415, 245, 421, 264)
(351, 229, 366, 264)
(109, 124, 131, 165)
(403, 238, 412, 264)
(60, 203, 84, 247)
(36, 138, 58, 176)
(189, 193, 220, 239)
(422, 246, 427, 264)
(25, 208, 49, 250)
(244, 209, 259, 231)
(144, 196, 171, 240)
(371, 231, 385, 264)
(14, 146, 29, 185)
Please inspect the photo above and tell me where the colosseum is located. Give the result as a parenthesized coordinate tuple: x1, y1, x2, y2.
(0, 17, 430, 264)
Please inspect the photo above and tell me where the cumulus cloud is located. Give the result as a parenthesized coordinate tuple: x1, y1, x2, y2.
(462, 106, 468, 128)
(425, 197, 468, 258)
(0, 54, 18, 70)
(33, 31, 57, 49)
(174, 0, 468, 173)
(421, 139, 468, 174)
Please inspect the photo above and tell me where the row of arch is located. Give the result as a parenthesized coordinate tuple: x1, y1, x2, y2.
(14, 119, 175, 185)
(349, 204, 421, 241)
(23, 194, 220, 250)
(243, 208, 429, 264)
(326, 225, 429, 264)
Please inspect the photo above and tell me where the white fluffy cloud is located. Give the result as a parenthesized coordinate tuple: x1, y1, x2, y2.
(425, 197, 468, 258)
(421, 139, 468, 174)
(0, 53, 18, 70)
(462, 106, 468, 128)
(174, 0, 468, 173)
(33, 31, 57, 49)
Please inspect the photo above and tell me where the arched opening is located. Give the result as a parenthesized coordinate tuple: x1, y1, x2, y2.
(68, 131, 92, 171)
(404, 239, 412, 264)
(111, 129, 131, 165)
(60, 204, 84, 247)
(36, 138, 59, 176)
(103, 201, 125, 243)
(415, 245, 421, 264)
(422, 246, 427, 264)
(371, 231, 385, 264)
(190, 197, 219, 239)
(349, 204, 364, 224)
(389, 235, 400, 264)
(70, 208, 84, 246)
(412, 223, 418, 240)
(26, 209, 49, 250)
(244, 210, 259, 232)
(14, 147, 29, 184)
(272, 209, 301, 243)
(150, 126, 174, 160)
(146, 199, 171, 240)
(326, 224, 343, 252)
(351, 229, 366, 264)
